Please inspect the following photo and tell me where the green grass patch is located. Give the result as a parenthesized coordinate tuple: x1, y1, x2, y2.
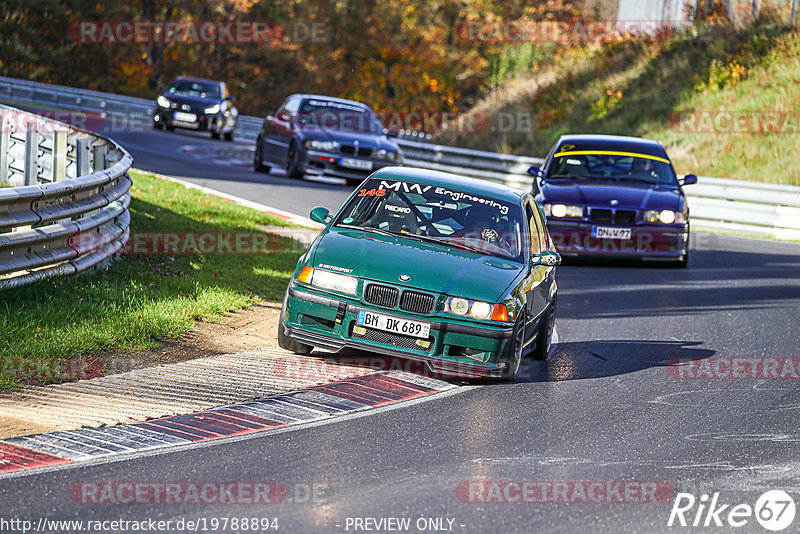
(0, 170, 303, 388)
(451, 21, 800, 185)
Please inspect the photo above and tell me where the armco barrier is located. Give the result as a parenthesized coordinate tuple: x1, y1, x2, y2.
(0, 103, 132, 290)
(1, 75, 798, 241)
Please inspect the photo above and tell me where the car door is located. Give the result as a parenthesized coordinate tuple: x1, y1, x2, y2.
(262, 97, 297, 165)
(271, 96, 301, 166)
(523, 197, 555, 349)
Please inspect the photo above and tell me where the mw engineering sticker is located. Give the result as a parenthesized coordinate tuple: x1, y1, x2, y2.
(377, 180, 510, 215)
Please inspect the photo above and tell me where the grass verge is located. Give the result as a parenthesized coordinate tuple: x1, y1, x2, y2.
(0, 170, 304, 388)
(448, 20, 800, 185)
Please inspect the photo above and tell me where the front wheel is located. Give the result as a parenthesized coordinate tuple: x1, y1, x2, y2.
(286, 142, 305, 179)
(253, 138, 271, 173)
(277, 288, 313, 355)
(530, 299, 556, 361)
(500, 318, 525, 381)
(224, 129, 234, 141)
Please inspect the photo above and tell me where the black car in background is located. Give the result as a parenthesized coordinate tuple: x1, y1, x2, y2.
(253, 94, 403, 183)
(153, 77, 238, 140)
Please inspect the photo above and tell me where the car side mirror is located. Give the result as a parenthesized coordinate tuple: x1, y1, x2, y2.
(277, 111, 290, 122)
(528, 166, 542, 177)
(310, 206, 331, 225)
(681, 174, 698, 186)
(532, 251, 561, 267)
(227, 95, 236, 103)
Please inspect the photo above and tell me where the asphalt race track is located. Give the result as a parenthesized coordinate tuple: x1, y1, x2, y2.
(100, 121, 355, 217)
(1, 120, 799, 532)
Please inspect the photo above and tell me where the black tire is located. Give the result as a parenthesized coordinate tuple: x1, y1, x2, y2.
(286, 141, 305, 179)
(530, 299, 556, 361)
(672, 232, 690, 268)
(500, 317, 526, 381)
(253, 138, 270, 173)
(152, 120, 163, 130)
(165, 124, 175, 132)
(277, 288, 313, 355)
(224, 130, 234, 141)
(211, 129, 220, 140)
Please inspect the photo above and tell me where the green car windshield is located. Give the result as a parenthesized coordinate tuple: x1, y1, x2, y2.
(334, 178, 525, 261)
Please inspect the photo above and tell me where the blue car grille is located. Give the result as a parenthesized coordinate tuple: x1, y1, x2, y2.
(590, 209, 638, 225)
(340, 145, 373, 157)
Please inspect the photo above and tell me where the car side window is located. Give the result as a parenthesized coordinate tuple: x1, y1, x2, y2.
(285, 97, 301, 114)
(530, 200, 548, 253)
(525, 203, 542, 255)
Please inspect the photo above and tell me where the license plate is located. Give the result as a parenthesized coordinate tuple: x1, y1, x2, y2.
(339, 157, 372, 171)
(592, 226, 632, 240)
(357, 310, 430, 339)
(174, 111, 197, 122)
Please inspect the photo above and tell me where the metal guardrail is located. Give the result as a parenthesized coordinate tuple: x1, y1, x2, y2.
(0, 103, 132, 290)
(1, 75, 798, 241)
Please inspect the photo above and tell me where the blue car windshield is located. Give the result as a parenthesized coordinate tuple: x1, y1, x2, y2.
(547, 153, 678, 185)
(168, 80, 221, 99)
(334, 178, 525, 261)
(298, 100, 382, 133)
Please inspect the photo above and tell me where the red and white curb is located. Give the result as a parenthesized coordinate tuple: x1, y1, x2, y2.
(0, 372, 455, 476)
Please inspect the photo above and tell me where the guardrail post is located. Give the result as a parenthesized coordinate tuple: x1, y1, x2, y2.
(0, 111, 9, 185)
(24, 129, 38, 186)
(92, 145, 108, 172)
(76, 137, 90, 177)
(52, 130, 67, 182)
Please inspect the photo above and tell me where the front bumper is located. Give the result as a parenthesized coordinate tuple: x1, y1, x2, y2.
(153, 109, 235, 133)
(283, 284, 513, 378)
(300, 149, 399, 181)
(547, 220, 689, 261)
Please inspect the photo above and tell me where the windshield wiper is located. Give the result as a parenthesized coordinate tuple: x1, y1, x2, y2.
(411, 234, 491, 255)
(607, 175, 663, 185)
(339, 224, 490, 255)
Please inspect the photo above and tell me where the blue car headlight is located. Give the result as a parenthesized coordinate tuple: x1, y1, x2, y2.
(304, 140, 339, 151)
(544, 204, 583, 218)
(643, 210, 684, 224)
(204, 104, 221, 114)
(157, 95, 171, 108)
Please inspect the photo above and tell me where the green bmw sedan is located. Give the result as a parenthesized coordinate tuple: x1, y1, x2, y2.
(278, 167, 560, 380)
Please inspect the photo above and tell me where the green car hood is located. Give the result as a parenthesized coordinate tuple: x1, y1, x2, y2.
(310, 228, 524, 302)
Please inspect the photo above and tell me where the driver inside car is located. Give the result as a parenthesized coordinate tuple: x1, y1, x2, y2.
(454, 207, 514, 252)
(629, 158, 659, 178)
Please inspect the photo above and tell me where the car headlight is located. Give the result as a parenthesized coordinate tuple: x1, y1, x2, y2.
(304, 139, 339, 151)
(445, 297, 507, 321)
(157, 95, 171, 108)
(204, 104, 221, 114)
(644, 210, 684, 224)
(375, 149, 401, 161)
(545, 204, 583, 218)
(308, 268, 358, 295)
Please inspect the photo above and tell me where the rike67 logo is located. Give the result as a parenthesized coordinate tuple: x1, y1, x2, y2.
(668, 490, 796, 531)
